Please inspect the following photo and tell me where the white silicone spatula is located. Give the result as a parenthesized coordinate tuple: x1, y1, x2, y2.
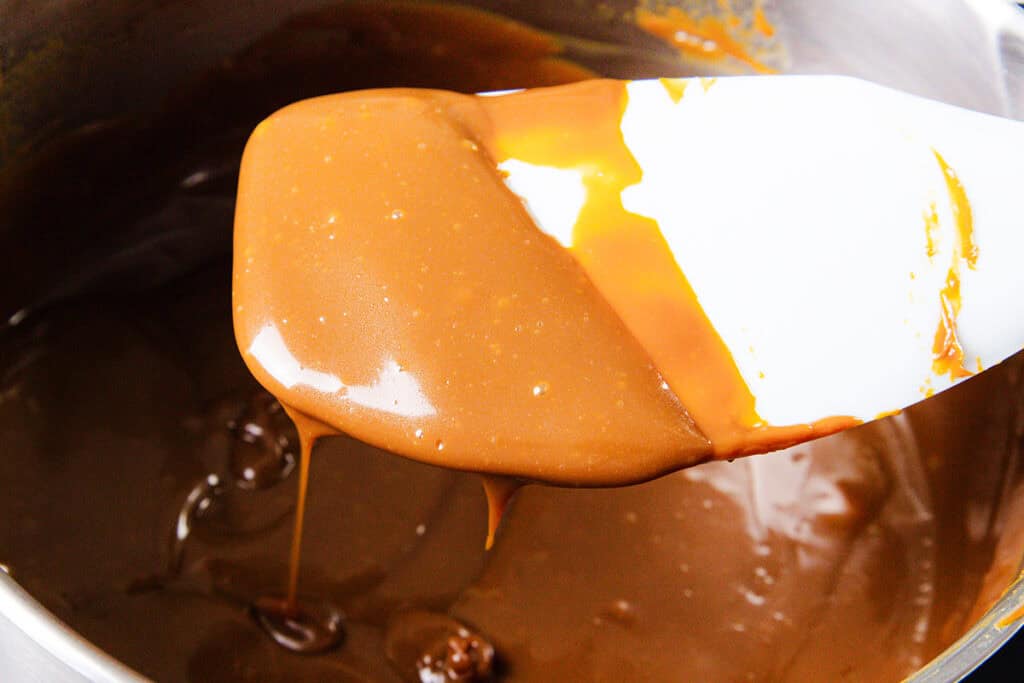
(498, 75, 1024, 428)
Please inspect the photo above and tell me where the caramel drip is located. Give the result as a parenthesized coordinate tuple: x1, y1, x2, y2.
(659, 77, 688, 104)
(481, 476, 523, 550)
(635, 7, 777, 75)
(936, 152, 979, 269)
(931, 150, 978, 380)
(286, 443, 310, 615)
(281, 408, 334, 614)
(3, 2, 989, 677)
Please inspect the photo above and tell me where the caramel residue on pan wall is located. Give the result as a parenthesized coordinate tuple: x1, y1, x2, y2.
(234, 82, 713, 488)
(931, 150, 978, 381)
(232, 0, 634, 622)
(281, 408, 335, 614)
(481, 476, 523, 550)
(635, 4, 778, 74)
(996, 600, 1024, 629)
(486, 80, 857, 457)
(753, 4, 776, 36)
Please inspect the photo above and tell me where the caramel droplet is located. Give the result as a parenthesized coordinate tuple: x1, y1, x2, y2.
(481, 475, 523, 550)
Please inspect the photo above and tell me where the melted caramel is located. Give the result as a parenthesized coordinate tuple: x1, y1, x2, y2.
(635, 6, 777, 75)
(659, 77, 689, 104)
(234, 85, 713, 487)
(485, 80, 856, 456)
(486, 82, 756, 448)
(931, 150, 978, 380)
(281, 409, 334, 613)
(753, 4, 776, 37)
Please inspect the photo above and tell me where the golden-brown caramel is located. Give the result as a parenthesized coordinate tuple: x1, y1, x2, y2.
(635, 5, 778, 75)
(233, 86, 712, 488)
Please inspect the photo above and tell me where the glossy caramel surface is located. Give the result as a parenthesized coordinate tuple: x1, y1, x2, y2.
(233, 87, 712, 486)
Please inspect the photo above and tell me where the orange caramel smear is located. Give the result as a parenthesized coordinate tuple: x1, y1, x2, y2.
(635, 4, 778, 75)
(931, 150, 978, 381)
(485, 81, 855, 457)
(997, 600, 1024, 629)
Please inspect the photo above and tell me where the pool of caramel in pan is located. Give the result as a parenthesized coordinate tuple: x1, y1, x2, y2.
(2, 3, 1023, 682)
